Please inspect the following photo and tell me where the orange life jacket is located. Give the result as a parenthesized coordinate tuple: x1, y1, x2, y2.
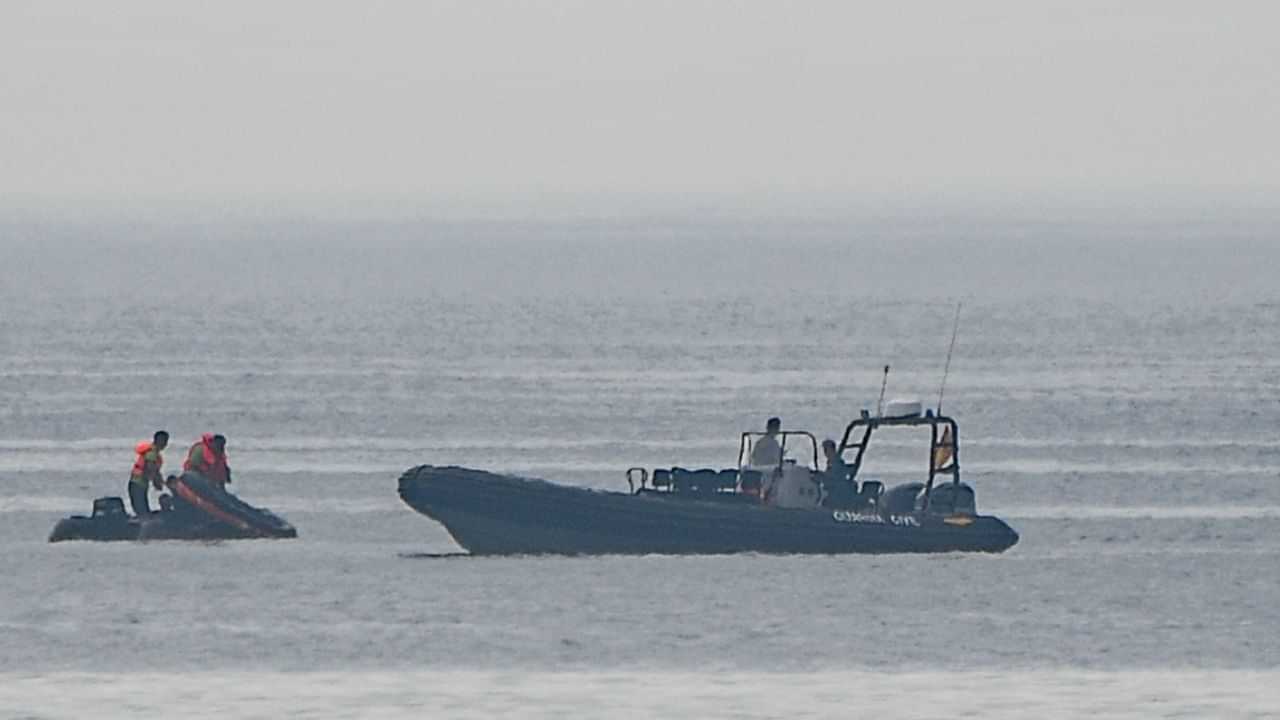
(131, 440, 157, 479)
(184, 433, 229, 484)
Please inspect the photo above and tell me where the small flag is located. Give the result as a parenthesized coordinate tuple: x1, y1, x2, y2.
(933, 426, 954, 471)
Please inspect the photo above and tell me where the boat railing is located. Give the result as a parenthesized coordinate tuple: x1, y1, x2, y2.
(625, 467, 647, 494)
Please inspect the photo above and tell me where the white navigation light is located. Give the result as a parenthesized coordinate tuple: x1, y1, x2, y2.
(883, 399, 923, 418)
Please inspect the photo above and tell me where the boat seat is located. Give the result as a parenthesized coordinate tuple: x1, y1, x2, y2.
(672, 467, 694, 493)
(821, 479, 860, 509)
(691, 469, 719, 494)
(716, 469, 740, 492)
(858, 480, 883, 509)
(651, 469, 673, 491)
(739, 469, 764, 495)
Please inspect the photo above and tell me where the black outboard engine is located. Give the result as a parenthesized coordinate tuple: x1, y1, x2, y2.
(882, 482, 978, 516)
(922, 482, 977, 515)
(93, 496, 129, 519)
(48, 496, 139, 542)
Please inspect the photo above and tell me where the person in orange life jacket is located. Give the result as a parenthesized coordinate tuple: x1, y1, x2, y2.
(184, 433, 231, 489)
(128, 430, 169, 516)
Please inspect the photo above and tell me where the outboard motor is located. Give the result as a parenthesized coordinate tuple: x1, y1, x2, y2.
(92, 496, 129, 519)
(921, 482, 977, 515)
(48, 496, 137, 542)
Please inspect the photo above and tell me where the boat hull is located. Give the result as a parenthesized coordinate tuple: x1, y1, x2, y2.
(398, 466, 1019, 555)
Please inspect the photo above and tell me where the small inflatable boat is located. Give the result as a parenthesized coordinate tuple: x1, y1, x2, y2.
(49, 472, 296, 542)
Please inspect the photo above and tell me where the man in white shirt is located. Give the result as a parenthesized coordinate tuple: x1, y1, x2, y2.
(749, 417, 783, 467)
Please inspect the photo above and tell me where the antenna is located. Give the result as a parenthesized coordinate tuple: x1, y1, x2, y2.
(937, 302, 962, 414)
(876, 364, 890, 416)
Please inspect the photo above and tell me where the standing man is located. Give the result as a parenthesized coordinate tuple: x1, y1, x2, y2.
(748, 417, 784, 502)
(749, 417, 784, 467)
(129, 430, 169, 516)
(184, 433, 231, 489)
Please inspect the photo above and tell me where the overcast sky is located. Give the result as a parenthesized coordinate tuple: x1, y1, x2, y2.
(3, 1, 1277, 218)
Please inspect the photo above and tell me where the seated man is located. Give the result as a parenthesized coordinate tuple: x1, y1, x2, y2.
(749, 417, 784, 467)
(822, 439, 850, 482)
(184, 433, 232, 489)
(820, 438, 857, 508)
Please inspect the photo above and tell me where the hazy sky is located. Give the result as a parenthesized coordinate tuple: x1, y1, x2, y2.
(3, 1, 1278, 217)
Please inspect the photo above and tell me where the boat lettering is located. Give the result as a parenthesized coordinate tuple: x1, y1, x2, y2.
(831, 510, 919, 527)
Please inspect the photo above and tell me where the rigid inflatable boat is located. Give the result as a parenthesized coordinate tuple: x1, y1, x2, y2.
(49, 472, 296, 542)
(399, 408, 1018, 555)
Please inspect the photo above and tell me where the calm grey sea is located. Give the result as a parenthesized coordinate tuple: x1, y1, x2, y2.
(1, 217, 1278, 718)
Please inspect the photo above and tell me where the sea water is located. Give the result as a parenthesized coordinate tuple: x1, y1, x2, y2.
(1, 217, 1278, 717)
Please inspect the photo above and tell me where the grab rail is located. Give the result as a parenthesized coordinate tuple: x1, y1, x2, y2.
(625, 467, 648, 494)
